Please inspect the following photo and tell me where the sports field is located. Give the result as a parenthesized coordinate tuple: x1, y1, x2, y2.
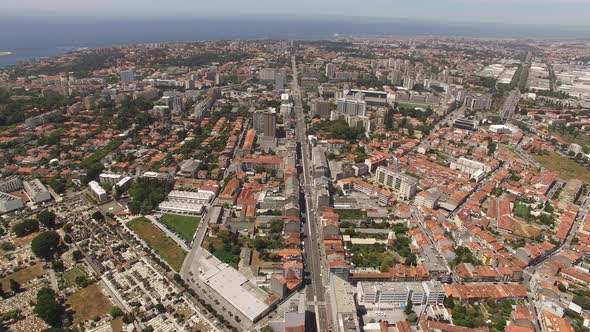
(161, 214, 200, 243)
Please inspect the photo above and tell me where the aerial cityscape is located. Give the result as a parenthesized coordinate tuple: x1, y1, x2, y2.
(1, 2, 590, 332)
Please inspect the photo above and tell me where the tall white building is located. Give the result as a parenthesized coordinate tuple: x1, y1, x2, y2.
(357, 282, 433, 308)
(464, 92, 493, 111)
(374, 166, 418, 200)
(450, 157, 490, 180)
(119, 70, 135, 84)
(259, 68, 278, 82)
(336, 98, 367, 117)
(99, 173, 122, 185)
(423, 280, 446, 305)
(325, 63, 336, 79)
(89, 181, 108, 202)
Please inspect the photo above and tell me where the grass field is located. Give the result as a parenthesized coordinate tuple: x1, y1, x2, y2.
(335, 209, 367, 219)
(398, 102, 427, 110)
(161, 214, 200, 243)
(531, 151, 590, 183)
(128, 217, 186, 271)
(67, 283, 112, 324)
(63, 266, 87, 287)
(0, 262, 45, 292)
(552, 131, 590, 148)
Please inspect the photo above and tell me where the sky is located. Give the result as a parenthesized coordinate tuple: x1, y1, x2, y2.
(2, 0, 590, 28)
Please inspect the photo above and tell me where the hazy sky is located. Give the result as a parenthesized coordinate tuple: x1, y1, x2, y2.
(2, 0, 590, 28)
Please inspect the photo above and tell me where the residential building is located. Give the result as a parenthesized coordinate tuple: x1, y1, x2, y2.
(336, 98, 367, 117)
(375, 166, 418, 200)
(89, 181, 108, 203)
(253, 108, 277, 138)
(423, 280, 446, 305)
(327, 275, 361, 332)
(310, 99, 331, 119)
(119, 70, 135, 84)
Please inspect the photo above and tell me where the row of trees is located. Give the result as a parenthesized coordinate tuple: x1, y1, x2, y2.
(12, 210, 57, 237)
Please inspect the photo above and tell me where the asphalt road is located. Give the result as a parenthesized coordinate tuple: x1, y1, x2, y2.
(291, 54, 329, 332)
(500, 89, 521, 122)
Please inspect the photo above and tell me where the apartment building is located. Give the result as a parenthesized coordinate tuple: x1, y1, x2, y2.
(375, 166, 418, 200)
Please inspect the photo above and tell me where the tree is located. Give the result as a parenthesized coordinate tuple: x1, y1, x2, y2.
(261, 326, 274, 332)
(557, 283, 567, 292)
(405, 299, 413, 315)
(380, 255, 396, 272)
(9, 279, 21, 293)
(63, 234, 72, 244)
(12, 219, 40, 237)
(75, 275, 90, 288)
(122, 313, 135, 324)
(92, 211, 105, 222)
(110, 306, 124, 318)
(444, 295, 455, 308)
(52, 260, 65, 272)
(72, 250, 83, 261)
(38, 210, 57, 228)
(31, 231, 61, 260)
(49, 177, 67, 195)
(573, 295, 590, 310)
(34, 288, 63, 327)
(155, 303, 166, 313)
(269, 220, 283, 234)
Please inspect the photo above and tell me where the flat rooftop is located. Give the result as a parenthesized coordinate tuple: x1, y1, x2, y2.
(196, 249, 270, 322)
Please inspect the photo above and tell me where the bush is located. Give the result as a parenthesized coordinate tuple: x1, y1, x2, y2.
(1, 242, 15, 251)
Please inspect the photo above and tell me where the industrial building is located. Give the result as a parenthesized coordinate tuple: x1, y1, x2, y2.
(196, 249, 276, 323)
(0, 176, 23, 193)
(0, 192, 24, 213)
(24, 179, 51, 203)
(157, 190, 214, 215)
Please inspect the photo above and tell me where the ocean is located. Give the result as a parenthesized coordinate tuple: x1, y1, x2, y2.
(1, 16, 588, 67)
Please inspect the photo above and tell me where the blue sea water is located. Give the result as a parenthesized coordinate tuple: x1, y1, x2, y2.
(0, 16, 588, 67)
